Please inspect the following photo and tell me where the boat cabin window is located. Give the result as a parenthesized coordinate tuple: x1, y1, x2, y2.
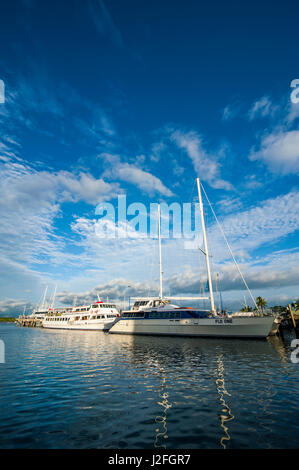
(187, 310, 209, 319)
(124, 312, 145, 318)
(133, 301, 148, 307)
(148, 311, 181, 319)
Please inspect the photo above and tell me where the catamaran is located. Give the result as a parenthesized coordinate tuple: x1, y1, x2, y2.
(109, 178, 274, 338)
(42, 300, 120, 331)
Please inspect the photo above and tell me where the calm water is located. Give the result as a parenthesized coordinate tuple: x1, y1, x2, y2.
(0, 324, 298, 449)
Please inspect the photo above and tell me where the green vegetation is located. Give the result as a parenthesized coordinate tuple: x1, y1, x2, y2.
(240, 305, 253, 312)
(0, 317, 16, 323)
(239, 296, 299, 315)
(256, 296, 267, 312)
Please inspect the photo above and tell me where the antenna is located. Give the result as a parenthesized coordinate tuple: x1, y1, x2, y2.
(197, 178, 216, 314)
(158, 204, 163, 299)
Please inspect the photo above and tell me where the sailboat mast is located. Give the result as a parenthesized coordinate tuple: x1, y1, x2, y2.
(158, 204, 163, 299)
(196, 178, 216, 314)
(41, 286, 48, 310)
(51, 284, 57, 309)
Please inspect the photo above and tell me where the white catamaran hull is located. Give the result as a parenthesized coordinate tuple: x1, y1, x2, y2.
(42, 320, 116, 331)
(109, 316, 274, 338)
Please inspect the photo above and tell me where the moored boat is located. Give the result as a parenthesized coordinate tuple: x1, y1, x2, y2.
(109, 297, 274, 338)
(42, 300, 120, 331)
(109, 178, 274, 339)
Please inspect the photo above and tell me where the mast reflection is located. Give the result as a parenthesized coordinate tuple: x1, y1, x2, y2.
(154, 366, 172, 449)
(216, 353, 234, 449)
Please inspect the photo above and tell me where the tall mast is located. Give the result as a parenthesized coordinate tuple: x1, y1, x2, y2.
(158, 204, 163, 299)
(196, 178, 216, 314)
(51, 284, 57, 309)
(41, 285, 48, 310)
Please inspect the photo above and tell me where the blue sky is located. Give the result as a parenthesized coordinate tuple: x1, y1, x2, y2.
(0, 0, 299, 314)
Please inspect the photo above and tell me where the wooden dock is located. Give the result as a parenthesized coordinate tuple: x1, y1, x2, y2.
(16, 316, 42, 328)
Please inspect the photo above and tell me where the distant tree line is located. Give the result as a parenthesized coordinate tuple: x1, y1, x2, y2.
(240, 298, 299, 313)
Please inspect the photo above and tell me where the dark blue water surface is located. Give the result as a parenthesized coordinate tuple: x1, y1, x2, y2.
(0, 324, 298, 449)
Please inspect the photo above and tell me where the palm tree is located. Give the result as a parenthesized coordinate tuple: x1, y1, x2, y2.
(240, 306, 253, 312)
(256, 296, 267, 312)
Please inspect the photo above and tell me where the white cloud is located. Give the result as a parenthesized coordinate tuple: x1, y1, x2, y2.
(0, 254, 52, 302)
(246, 90, 299, 174)
(69, 215, 160, 277)
(88, 0, 123, 48)
(56, 278, 155, 306)
(56, 171, 119, 204)
(216, 196, 243, 214)
(222, 103, 240, 121)
(0, 73, 118, 153)
(114, 164, 174, 197)
(180, 189, 299, 292)
(0, 156, 119, 208)
(54, 247, 299, 310)
(286, 101, 299, 124)
(0, 298, 34, 316)
(249, 130, 299, 174)
(248, 96, 274, 120)
(0, 155, 120, 284)
(2, 181, 298, 309)
(243, 174, 263, 189)
(67, 187, 299, 298)
(248, 91, 299, 127)
(103, 154, 174, 197)
(0, 160, 62, 266)
(165, 248, 299, 307)
(210, 190, 299, 255)
(150, 141, 167, 162)
(169, 129, 232, 190)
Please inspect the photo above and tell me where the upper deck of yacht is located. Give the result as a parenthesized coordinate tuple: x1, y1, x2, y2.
(130, 298, 178, 311)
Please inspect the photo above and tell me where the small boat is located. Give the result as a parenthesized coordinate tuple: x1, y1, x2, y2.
(42, 300, 120, 331)
(110, 178, 274, 339)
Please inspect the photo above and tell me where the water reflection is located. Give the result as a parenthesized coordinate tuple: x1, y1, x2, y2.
(154, 365, 172, 449)
(109, 333, 298, 448)
(267, 335, 290, 364)
(215, 353, 234, 449)
(0, 325, 299, 449)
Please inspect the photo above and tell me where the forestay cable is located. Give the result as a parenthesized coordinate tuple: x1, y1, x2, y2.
(200, 183, 258, 311)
